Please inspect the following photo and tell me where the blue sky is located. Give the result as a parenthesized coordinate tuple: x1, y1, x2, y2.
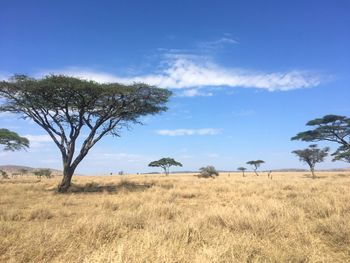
(1, 0, 349, 174)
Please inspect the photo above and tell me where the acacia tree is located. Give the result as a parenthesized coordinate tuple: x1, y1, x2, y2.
(332, 146, 350, 163)
(148, 158, 182, 176)
(237, 167, 247, 177)
(292, 115, 350, 162)
(292, 144, 329, 179)
(0, 128, 29, 151)
(0, 75, 171, 192)
(246, 160, 264, 176)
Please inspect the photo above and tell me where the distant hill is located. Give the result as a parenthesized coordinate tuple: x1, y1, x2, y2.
(0, 165, 62, 175)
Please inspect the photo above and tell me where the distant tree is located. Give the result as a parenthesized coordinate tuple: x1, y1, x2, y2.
(0, 128, 29, 151)
(34, 169, 52, 179)
(148, 158, 182, 176)
(0, 170, 9, 179)
(197, 166, 219, 178)
(0, 75, 171, 192)
(292, 115, 350, 163)
(237, 167, 247, 177)
(19, 168, 29, 176)
(292, 144, 329, 179)
(118, 171, 124, 176)
(246, 160, 265, 176)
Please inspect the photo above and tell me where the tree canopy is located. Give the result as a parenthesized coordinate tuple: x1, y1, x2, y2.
(148, 157, 182, 176)
(246, 160, 264, 176)
(292, 144, 329, 179)
(237, 167, 247, 177)
(292, 115, 350, 162)
(0, 128, 29, 151)
(0, 75, 171, 192)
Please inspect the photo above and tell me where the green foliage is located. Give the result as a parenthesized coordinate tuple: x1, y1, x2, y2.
(331, 146, 350, 163)
(0, 128, 29, 151)
(292, 115, 350, 162)
(237, 167, 247, 177)
(0, 75, 171, 192)
(34, 169, 52, 179)
(246, 160, 264, 176)
(148, 158, 182, 175)
(292, 144, 329, 178)
(198, 166, 219, 178)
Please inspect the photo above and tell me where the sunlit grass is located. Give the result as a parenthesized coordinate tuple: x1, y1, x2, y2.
(1, 171, 350, 262)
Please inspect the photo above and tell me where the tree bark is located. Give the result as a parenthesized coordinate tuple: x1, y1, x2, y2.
(311, 168, 315, 179)
(58, 166, 74, 192)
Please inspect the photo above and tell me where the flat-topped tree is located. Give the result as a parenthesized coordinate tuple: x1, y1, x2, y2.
(292, 115, 350, 163)
(246, 160, 264, 176)
(0, 128, 29, 151)
(0, 75, 171, 192)
(148, 158, 182, 176)
(237, 167, 247, 177)
(292, 144, 329, 179)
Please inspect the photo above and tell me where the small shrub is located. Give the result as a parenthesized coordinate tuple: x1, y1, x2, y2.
(197, 166, 219, 178)
(0, 170, 9, 179)
(34, 169, 52, 179)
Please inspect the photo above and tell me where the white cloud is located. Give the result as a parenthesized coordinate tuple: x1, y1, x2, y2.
(177, 89, 213, 97)
(156, 128, 222, 136)
(38, 58, 321, 93)
(24, 134, 52, 143)
(24, 134, 53, 148)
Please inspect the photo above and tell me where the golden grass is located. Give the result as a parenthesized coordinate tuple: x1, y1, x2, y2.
(1, 171, 350, 262)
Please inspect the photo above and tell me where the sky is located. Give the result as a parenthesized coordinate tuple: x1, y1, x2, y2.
(1, 0, 350, 174)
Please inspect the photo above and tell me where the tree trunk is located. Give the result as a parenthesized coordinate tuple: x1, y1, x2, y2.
(58, 166, 74, 192)
(254, 169, 259, 176)
(311, 168, 315, 179)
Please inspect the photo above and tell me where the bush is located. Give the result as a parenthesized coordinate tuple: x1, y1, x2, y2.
(197, 166, 219, 178)
(34, 169, 52, 179)
(0, 170, 9, 179)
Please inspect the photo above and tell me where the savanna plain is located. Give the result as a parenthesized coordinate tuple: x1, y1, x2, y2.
(1, 171, 350, 263)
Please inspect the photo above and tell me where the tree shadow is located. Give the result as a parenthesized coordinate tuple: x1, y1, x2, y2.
(335, 173, 350, 178)
(301, 174, 327, 179)
(56, 180, 154, 194)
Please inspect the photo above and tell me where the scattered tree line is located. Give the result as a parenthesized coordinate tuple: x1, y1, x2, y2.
(1, 74, 349, 187)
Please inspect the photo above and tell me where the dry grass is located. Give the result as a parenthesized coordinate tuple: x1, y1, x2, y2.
(1, 171, 350, 262)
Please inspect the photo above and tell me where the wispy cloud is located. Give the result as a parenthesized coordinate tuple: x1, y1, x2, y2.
(176, 89, 213, 97)
(38, 57, 322, 93)
(156, 128, 222, 136)
(24, 134, 53, 148)
(198, 36, 238, 50)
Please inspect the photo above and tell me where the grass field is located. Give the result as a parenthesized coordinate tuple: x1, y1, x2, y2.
(1, 171, 350, 263)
